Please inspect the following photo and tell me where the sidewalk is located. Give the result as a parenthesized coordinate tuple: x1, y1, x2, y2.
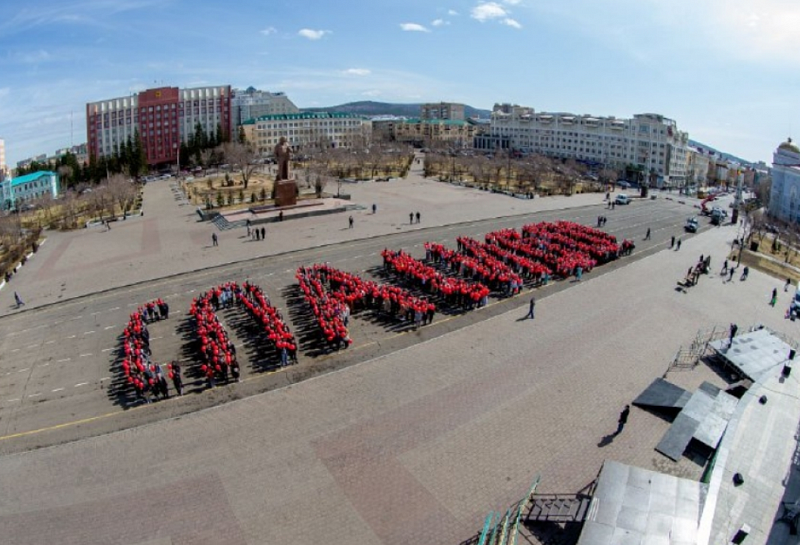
(1, 169, 610, 314)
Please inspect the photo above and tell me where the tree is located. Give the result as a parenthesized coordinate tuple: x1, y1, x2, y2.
(57, 165, 74, 190)
(106, 174, 138, 215)
(221, 142, 258, 189)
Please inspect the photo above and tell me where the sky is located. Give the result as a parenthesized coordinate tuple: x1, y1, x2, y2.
(1, 0, 798, 168)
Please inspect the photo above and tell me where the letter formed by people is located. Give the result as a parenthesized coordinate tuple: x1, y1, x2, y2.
(274, 136, 292, 181)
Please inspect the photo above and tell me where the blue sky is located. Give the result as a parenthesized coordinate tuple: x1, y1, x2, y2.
(0, 0, 798, 167)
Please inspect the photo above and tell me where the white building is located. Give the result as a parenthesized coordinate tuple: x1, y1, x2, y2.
(768, 138, 800, 223)
(0, 138, 6, 181)
(489, 105, 689, 187)
(241, 112, 371, 155)
(232, 88, 299, 126)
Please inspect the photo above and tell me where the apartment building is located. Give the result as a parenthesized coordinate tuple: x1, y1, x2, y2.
(421, 102, 465, 121)
(769, 138, 800, 223)
(231, 88, 299, 126)
(488, 104, 689, 187)
(86, 85, 232, 166)
(0, 138, 6, 181)
(241, 112, 370, 155)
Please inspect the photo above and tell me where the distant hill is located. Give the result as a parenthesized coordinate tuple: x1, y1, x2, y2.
(689, 139, 751, 166)
(301, 101, 492, 119)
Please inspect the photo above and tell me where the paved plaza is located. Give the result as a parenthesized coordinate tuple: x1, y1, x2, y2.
(0, 169, 795, 544)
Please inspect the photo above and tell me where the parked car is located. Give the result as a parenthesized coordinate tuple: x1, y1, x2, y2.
(685, 217, 699, 233)
(616, 180, 630, 188)
(615, 194, 631, 205)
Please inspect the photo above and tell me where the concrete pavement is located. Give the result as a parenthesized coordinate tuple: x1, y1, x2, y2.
(0, 210, 795, 544)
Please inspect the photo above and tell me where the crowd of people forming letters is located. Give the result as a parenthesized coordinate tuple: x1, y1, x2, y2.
(119, 221, 633, 403)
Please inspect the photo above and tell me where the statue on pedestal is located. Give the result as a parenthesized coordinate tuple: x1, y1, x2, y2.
(274, 137, 292, 181)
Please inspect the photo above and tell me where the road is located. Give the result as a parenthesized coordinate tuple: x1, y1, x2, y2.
(0, 196, 707, 454)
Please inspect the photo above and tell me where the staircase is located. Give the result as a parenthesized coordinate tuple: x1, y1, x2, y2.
(527, 494, 593, 523)
(210, 215, 247, 231)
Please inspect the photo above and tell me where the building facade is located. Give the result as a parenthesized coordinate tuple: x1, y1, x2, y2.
(768, 138, 800, 223)
(86, 85, 232, 166)
(421, 102, 465, 121)
(488, 104, 689, 187)
(686, 147, 711, 188)
(232, 88, 299, 126)
(241, 112, 370, 155)
(0, 171, 59, 210)
(372, 118, 481, 148)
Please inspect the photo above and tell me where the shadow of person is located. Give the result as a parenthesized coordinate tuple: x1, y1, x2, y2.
(516, 316, 529, 322)
(597, 433, 617, 448)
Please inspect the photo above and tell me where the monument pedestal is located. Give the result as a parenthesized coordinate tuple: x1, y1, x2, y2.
(275, 178, 298, 207)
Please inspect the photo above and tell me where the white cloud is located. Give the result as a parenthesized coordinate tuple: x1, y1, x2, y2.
(344, 68, 371, 76)
(503, 0, 522, 4)
(448, 9, 459, 15)
(260, 26, 276, 36)
(361, 90, 382, 97)
(502, 18, 522, 29)
(432, 19, 448, 27)
(400, 23, 430, 32)
(471, 2, 508, 22)
(298, 28, 330, 40)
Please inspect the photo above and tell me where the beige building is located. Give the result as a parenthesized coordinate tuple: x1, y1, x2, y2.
(686, 147, 710, 187)
(0, 138, 6, 180)
(231, 88, 299, 126)
(421, 102, 465, 121)
(241, 112, 370, 155)
(489, 104, 690, 187)
(372, 118, 480, 148)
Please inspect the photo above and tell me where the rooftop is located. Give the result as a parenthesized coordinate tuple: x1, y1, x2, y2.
(7, 170, 56, 187)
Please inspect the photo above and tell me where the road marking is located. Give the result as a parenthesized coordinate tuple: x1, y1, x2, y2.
(42, 363, 49, 367)
(72, 316, 83, 320)
(26, 344, 37, 349)
(17, 368, 29, 373)
(352, 254, 363, 259)
(11, 348, 19, 353)
(57, 358, 71, 363)
(104, 325, 115, 330)
(84, 331, 96, 335)
(91, 312, 100, 316)
(52, 388, 64, 393)
(100, 377, 111, 382)
(79, 353, 93, 358)
(6, 399, 19, 403)
(66, 335, 76, 339)
(101, 347, 114, 352)
(109, 306, 120, 311)
(151, 336, 163, 340)
(45, 340, 55, 344)
(127, 303, 137, 306)
(28, 393, 41, 398)
(74, 382, 88, 388)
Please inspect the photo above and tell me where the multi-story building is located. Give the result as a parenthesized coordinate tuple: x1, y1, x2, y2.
(487, 104, 690, 187)
(231, 88, 299, 126)
(371, 117, 482, 148)
(0, 171, 60, 210)
(86, 85, 232, 166)
(0, 137, 7, 181)
(768, 138, 800, 223)
(241, 112, 371, 155)
(421, 102, 465, 121)
(686, 147, 711, 188)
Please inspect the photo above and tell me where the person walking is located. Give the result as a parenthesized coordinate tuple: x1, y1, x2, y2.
(728, 267, 735, 282)
(676, 239, 682, 251)
(348, 215, 354, 228)
(576, 266, 583, 282)
(526, 296, 535, 319)
(260, 227, 265, 240)
(616, 405, 630, 435)
(786, 278, 793, 292)
(670, 235, 675, 249)
(211, 232, 218, 246)
(416, 211, 421, 224)
(14, 291, 24, 308)
(372, 203, 377, 214)
(721, 259, 729, 276)
(740, 266, 749, 281)
(770, 288, 778, 307)
(409, 212, 414, 225)
(729, 323, 739, 346)
(644, 227, 651, 240)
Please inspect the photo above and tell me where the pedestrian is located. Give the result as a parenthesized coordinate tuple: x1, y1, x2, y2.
(171, 362, 183, 396)
(349, 215, 354, 228)
(260, 227, 265, 240)
(278, 210, 284, 222)
(770, 288, 778, 307)
(526, 296, 535, 319)
(14, 291, 24, 308)
(576, 266, 583, 282)
(372, 203, 377, 214)
(729, 323, 739, 346)
(670, 235, 675, 249)
(740, 266, 749, 281)
(786, 278, 793, 292)
(676, 239, 681, 251)
(644, 227, 651, 240)
(728, 267, 735, 282)
(212, 232, 218, 246)
(416, 211, 421, 223)
(721, 259, 729, 275)
(255, 228, 260, 241)
(597, 216, 602, 228)
(616, 405, 630, 434)
(409, 212, 414, 225)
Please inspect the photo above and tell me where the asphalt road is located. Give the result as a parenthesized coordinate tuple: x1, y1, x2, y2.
(0, 195, 711, 453)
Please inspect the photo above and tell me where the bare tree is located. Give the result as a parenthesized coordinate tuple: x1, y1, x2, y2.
(106, 174, 139, 215)
(221, 142, 258, 189)
(59, 190, 79, 229)
(57, 165, 74, 189)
